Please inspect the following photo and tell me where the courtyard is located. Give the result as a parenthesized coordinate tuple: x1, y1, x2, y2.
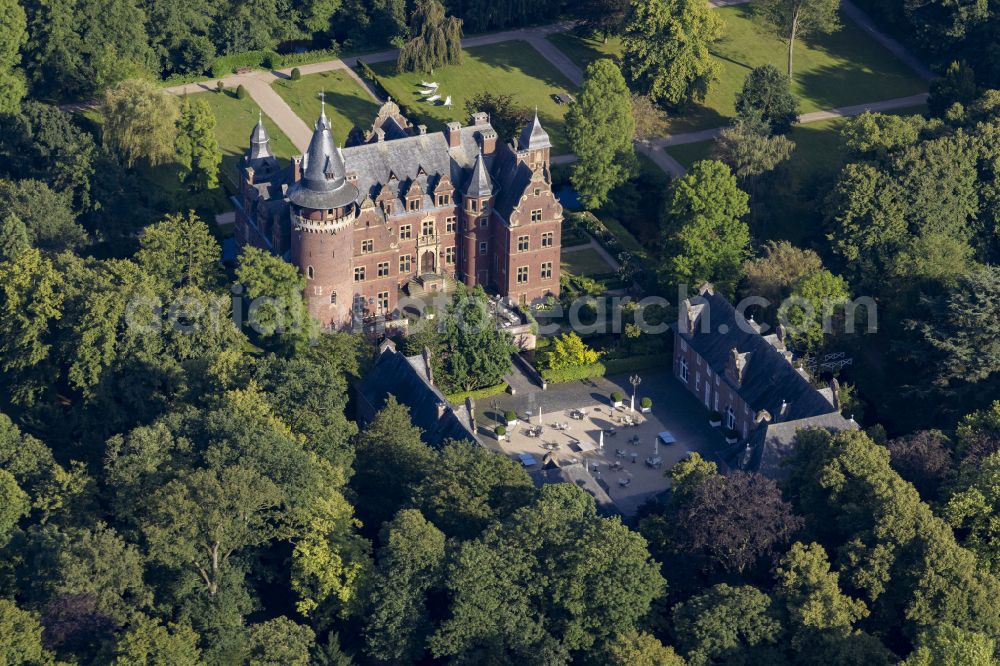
(477, 368, 724, 515)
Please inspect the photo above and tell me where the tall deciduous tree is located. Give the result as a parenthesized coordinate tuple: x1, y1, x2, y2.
(622, 0, 723, 106)
(757, 0, 841, 77)
(0, 0, 27, 114)
(670, 583, 782, 665)
(774, 541, 868, 636)
(735, 64, 799, 133)
(0, 599, 55, 665)
(630, 93, 670, 141)
(137, 212, 220, 290)
(713, 118, 794, 215)
(396, 0, 463, 73)
(606, 630, 686, 666)
(235, 245, 313, 341)
(662, 160, 750, 295)
(111, 615, 202, 665)
(101, 79, 180, 169)
(439, 287, 515, 392)
(741, 240, 823, 306)
(780, 268, 850, 352)
(567, 59, 636, 208)
(175, 96, 221, 190)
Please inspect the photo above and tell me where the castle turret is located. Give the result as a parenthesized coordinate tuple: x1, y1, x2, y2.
(517, 109, 551, 172)
(461, 150, 494, 287)
(287, 96, 360, 328)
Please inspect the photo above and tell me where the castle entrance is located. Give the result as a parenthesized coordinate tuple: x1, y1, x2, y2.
(421, 250, 436, 274)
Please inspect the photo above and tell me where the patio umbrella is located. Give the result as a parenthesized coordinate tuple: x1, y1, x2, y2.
(654, 437, 659, 455)
(599, 430, 604, 450)
(538, 407, 543, 426)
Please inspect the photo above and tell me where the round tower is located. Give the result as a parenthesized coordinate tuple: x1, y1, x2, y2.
(287, 98, 359, 328)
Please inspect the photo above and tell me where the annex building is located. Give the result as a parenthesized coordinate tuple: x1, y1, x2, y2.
(234, 98, 563, 329)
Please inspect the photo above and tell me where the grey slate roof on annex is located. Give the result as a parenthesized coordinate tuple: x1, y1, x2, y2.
(745, 412, 858, 478)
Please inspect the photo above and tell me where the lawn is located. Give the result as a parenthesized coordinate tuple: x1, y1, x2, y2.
(272, 70, 382, 145)
(548, 5, 927, 134)
(561, 247, 616, 276)
(368, 41, 579, 154)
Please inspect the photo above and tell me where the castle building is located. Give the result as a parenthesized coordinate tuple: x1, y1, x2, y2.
(234, 99, 563, 329)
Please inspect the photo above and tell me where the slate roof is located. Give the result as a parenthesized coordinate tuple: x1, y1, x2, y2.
(518, 110, 551, 150)
(287, 106, 359, 210)
(357, 342, 480, 447)
(464, 150, 493, 198)
(676, 285, 836, 422)
(741, 412, 858, 479)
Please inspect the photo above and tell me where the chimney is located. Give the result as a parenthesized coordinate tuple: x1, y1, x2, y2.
(779, 399, 790, 421)
(292, 156, 303, 182)
(776, 323, 787, 344)
(471, 111, 489, 125)
(422, 346, 433, 385)
(831, 378, 841, 411)
(446, 122, 462, 148)
(679, 299, 695, 335)
(466, 396, 477, 433)
(436, 401, 447, 419)
(479, 128, 498, 155)
(726, 348, 747, 386)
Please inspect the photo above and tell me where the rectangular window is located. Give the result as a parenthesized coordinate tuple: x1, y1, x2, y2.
(437, 194, 450, 206)
(445, 246, 456, 264)
(399, 224, 412, 240)
(540, 261, 552, 279)
(361, 239, 374, 254)
(517, 266, 529, 284)
(354, 267, 365, 282)
(479, 241, 487, 255)
(377, 291, 389, 313)
(470, 199, 478, 213)
(422, 220, 434, 237)
(399, 254, 412, 272)
(541, 232, 554, 248)
(408, 199, 420, 211)
(479, 218, 487, 229)
(679, 358, 689, 382)
(531, 209, 542, 222)
(517, 235, 530, 252)
(445, 216, 456, 233)
(377, 261, 389, 277)
(383, 201, 393, 215)
(534, 187, 541, 196)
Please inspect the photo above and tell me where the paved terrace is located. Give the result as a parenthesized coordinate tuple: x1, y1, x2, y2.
(476, 369, 725, 515)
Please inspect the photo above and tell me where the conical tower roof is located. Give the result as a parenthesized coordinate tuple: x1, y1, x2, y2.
(518, 109, 551, 150)
(464, 150, 493, 199)
(249, 111, 273, 160)
(288, 94, 358, 210)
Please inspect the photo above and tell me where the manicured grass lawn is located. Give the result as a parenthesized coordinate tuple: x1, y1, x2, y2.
(547, 32, 623, 70)
(369, 41, 578, 154)
(561, 247, 616, 276)
(272, 70, 382, 145)
(548, 5, 927, 134)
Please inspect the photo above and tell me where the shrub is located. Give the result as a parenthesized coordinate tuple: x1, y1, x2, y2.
(290, 67, 302, 81)
(236, 84, 248, 100)
(504, 410, 518, 423)
(611, 391, 624, 403)
(495, 425, 506, 437)
(603, 354, 672, 375)
(540, 363, 606, 384)
(445, 383, 508, 405)
(216, 81, 225, 92)
(641, 397, 652, 409)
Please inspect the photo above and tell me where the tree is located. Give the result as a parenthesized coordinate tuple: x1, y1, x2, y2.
(741, 241, 822, 307)
(137, 212, 220, 290)
(540, 331, 603, 369)
(736, 65, 799, 133)
(0, 0, 27, 113)
(111, 616, 202, 665)
(606, 630, 686, 666)
(756, 0, 841, 77)
(0, 469, 28, 541)
(886, 430, 954, 500)
(622, 0, 723, 106)
(713, 118, 794, 214)
(101, 79, 180, 168)
(915, 266, 1000, 385)
(245, 618, 315, 666)
(904, 624, 997, 666)
(235, 245, 312, 340)
(631, 93, 671, 141)
(438, 288, 516, 392)
(841, 111, 927, 160)
(0, 248, 65, 405)
(396, 0, 463, 73)
(567, 58, 636, 209)
(662, 160, 750, 295)
(779, 268, 850, 352)
(0, 179, 88, 252)
(413, 440, 536, 539)
(300, 0, 343, 34)
(351, 396, 436, 532)
(175, 96, 221, 190)
(581, 0, 630, 38)
(141, 465, 283, 596)
(955, 401, 1000, 463)
(0, 214, 29, 262)
(364, 509, 446, 662)
(0, 599, 54, 666)
(928, 61, 979, 118)
(942, 451, 1000, 575)
(671, 584, 782, 666)
(464, 91, 530, 143)
(774, 542, 868, 636)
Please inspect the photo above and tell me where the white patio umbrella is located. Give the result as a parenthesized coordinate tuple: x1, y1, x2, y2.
(599, 430, 604, 450)
(538, 407, 543, 426)
(654, 436, 659, 455)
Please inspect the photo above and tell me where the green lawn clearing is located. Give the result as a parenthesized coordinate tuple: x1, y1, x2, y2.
(561, 247, 616, 276)
(368, 41, 579, 154)
(272, 69, 382, 145)
(548, 5, 927, 134)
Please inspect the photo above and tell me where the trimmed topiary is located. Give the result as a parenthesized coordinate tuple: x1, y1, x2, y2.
(504, 410, 517, 423)
(611, 391, 624, 403)
(290, 67, 302, 80)
(495, 425, 506, 437)
(640, 397, 652, 409)
(236, 84, 248, 100)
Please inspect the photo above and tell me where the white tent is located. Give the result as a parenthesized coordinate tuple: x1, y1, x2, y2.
(420, 81, 438, 88)
(443, 96, 452, 107)
(419, 88, 436, 97)
(426, 94, 440, 103)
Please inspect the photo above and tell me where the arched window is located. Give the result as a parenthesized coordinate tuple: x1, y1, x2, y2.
(726, 406, 736, 429)
(330, 292, 337, 305)
(306, 265, 314, 279)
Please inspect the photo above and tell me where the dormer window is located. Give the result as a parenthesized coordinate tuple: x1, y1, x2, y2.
(409, 198, 420, 211)
(384, 201, 394, 215)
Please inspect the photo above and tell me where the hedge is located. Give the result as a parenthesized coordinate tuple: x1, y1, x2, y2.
(541, 362, 606, 384)
(271, 48, 340, 69)
(209, 48, 342, 78)
(445, 382, 508, 405)
(603, 353, 672, 375)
